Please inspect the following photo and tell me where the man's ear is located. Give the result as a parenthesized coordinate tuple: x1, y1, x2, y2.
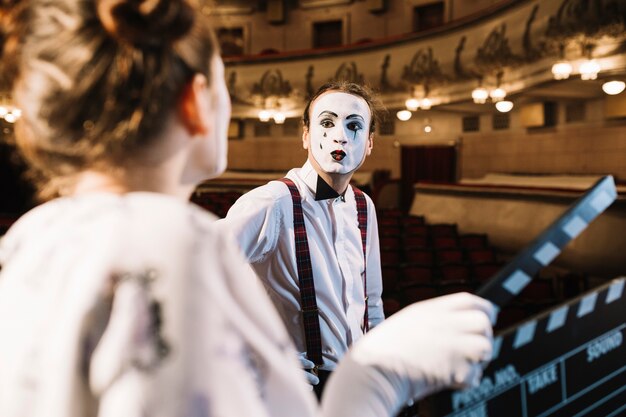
(366, 133, 374, 156)
(302, 126, 310, 150)
(179, 74, 210, 136)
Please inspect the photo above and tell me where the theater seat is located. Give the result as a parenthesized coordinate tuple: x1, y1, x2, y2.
(472, 262, 504, 283)
(402, 283, 439, 304)
(401, 264, 433, 284)
(459, 233, 488, 249)
(435, 248, 464, 265)
(439, 263, 472, 281)
(404, 247, 434, 266)
(466, 248, 496, 264)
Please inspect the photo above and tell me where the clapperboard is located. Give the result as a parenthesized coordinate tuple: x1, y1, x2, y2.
(424, 175, 626, 417)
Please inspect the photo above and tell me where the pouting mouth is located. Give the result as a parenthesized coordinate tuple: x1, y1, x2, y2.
(330, 150, 346, 161)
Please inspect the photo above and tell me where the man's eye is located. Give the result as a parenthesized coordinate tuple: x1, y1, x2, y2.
(347, 122, 362, 132)
(321, 120, 334, 128)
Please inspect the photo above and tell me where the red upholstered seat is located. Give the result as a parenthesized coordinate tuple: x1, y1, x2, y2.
(435, 248, 464, 265)
(466, 248, 496, 264)
(404, 248, 434, 266)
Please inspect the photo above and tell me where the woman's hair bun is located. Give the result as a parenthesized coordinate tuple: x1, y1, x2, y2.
(97, 0, 195, 47)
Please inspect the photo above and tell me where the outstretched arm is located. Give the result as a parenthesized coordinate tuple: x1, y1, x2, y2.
(216, 186, 283, 264)
(321, 292, 496, 417)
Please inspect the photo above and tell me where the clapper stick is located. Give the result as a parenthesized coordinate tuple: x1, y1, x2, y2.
(477, 175, 617, 308)
(424, 175, 624, 417)
(429, 278, 626, 417)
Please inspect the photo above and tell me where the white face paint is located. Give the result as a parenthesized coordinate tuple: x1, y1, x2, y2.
(305, 91, 372, 175)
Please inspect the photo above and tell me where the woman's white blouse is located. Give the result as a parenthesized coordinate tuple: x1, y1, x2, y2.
(0, 193, 318, 417)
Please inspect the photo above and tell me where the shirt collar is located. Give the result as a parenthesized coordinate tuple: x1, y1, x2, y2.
(300, 160, 347, 201)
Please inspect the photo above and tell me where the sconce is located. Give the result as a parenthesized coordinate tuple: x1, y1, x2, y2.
(579, 59, 600, 80)
(397, 110, 412, 121)
(552, 61, 573, 80)
(488, 71, 507, 102)
(258, 107, 287, 124)
(273, 112, 286, 124)
(495, 100, 514, 113)
(489, 87, 506, 102)
(472, 73, 511, 109)
(405, 84, 434, 111)
(0, 95, 21, 124)
(420, 97, 432, 110)
(258, 109, 272, 122)
(405, 96, 433, 111)
(471, 86, 489, 104)
(257, 98, 287, 124)
(551, 44, 572, 80)
(405, 98, 420, 111)
(252, 69, 292, 124)
(579, 43, 600, 81)
(602, 80, 625, 95)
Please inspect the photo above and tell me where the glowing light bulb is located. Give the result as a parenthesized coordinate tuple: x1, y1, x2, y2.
(489, 87, 506, 102)
(602, 80, 625, 95)
(495, 100, 513, 113)
(551, 61, 572, 80)
(405, 98, 420, 111)
(4, 113, 17, 123)
(396, 110, 412, 121)
(258, 110, 271, 122)
(579, 59, 600, 80)
(273, 112, 286, 124)
(471, 87, 489, 104)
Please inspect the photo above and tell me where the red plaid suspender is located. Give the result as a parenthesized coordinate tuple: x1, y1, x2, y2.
(279, 178, 369, 366)
(352, 186, 369, 332)
(280, 178, 324, 365)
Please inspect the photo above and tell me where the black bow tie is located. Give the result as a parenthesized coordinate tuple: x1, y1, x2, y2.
(314, 175, 345, 201)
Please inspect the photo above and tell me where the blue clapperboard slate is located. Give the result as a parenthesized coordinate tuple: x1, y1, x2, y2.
(424, 175, 626, 417)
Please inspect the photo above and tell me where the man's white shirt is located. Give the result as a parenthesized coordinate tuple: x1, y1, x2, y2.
(218, 161, 384, 370)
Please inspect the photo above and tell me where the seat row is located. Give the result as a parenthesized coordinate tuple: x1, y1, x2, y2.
(383, 267, 589, 332)
(190, 191, 243, 218)
(381, 246, 498, 267)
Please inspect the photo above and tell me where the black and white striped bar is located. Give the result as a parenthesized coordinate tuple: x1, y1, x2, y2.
(477, 175, 617, 308)
(427, 278, 626, 417)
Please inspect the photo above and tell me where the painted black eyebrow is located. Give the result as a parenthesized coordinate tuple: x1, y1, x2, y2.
(317, 111, 365, 122)
(318, 110, 338, 118)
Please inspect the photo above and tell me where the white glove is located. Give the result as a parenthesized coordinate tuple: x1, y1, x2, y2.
(299, 356, 320, 387)
(322, 292, 496, 417)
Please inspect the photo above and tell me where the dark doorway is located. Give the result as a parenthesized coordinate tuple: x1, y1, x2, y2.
(401, 145, 457, 210)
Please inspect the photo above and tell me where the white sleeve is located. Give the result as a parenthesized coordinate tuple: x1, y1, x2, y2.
(366, 197, 385, 328)
(217, 187, 282, 264)
(321, 293, 496, 417)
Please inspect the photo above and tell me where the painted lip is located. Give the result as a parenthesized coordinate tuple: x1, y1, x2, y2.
(330, 150, 346, 161)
